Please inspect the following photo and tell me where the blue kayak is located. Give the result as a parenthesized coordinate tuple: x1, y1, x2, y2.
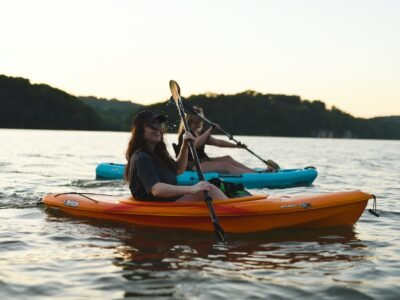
(96, 162, 318, 189)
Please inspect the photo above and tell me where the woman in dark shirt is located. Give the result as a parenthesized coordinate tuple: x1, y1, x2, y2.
(125, 110, 228, 202)
(177, 106, 258, 175)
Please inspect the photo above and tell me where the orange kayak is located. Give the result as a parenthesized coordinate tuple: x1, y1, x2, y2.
(42, 191, 373, 233)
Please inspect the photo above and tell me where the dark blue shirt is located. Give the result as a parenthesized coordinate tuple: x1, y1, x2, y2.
(128, 151, 179, 202)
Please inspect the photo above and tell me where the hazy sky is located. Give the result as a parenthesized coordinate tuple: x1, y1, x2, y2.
(1, 0, 399, 117)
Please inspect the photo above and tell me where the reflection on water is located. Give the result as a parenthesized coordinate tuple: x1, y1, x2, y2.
(114, 226, 366, 273)
(43, 210, 375, 299)
(0, 129, 399, 299)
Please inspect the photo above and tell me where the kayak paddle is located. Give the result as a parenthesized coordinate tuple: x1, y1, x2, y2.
(169, 80, 227, 243)
(171, 97, 280, 171)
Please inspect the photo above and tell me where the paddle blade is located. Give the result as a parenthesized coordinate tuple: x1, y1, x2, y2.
(266, 159, 280, 171)
(169, 80, 181, 103)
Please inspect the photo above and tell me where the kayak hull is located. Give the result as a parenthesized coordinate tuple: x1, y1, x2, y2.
(95, 162, 318, 189)
(43, 191, 371, 233)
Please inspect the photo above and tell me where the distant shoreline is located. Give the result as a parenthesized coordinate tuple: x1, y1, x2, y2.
(1, 74, 399, 140)
(1, 128, 399, 142)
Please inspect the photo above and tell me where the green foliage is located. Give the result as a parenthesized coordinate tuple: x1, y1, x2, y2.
(147, 93, 400, 139)
(0, 75, 104, 130)
(0, 74, 399, 139)
(80, 96, 143, 131)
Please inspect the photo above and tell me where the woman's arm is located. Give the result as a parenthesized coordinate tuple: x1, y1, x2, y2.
(206, 136, 239, 148)
(151, 181, 212, 198)
(194, 127, 213, 148)
(176, 132, 196, 174)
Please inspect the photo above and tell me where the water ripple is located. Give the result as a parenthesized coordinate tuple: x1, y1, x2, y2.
(0, 130, 399, 299)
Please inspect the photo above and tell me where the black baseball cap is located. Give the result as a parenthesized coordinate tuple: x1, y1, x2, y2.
(132, 110, 166, 127)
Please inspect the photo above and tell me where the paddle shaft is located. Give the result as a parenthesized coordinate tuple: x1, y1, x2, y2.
(172, 89, 226, 242)
(176, 99, 209, 184)
(181, 101, 272, 167)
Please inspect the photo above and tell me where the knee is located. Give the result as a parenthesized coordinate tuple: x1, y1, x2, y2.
(225, 155, 234, 161)
(217, 155, 232, 162)
(210, 185, 224, 197)
(210, 184, 228, 199)
(210, 185, 219, 193)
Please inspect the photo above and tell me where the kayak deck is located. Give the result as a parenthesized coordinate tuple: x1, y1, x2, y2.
(43, 191, 372, 233)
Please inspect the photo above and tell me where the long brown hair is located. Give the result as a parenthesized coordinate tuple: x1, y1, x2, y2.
(125, 116, 177, 182)
(177, 106, 204, 136)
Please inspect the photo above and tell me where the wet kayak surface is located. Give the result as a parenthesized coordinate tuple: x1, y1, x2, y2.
(0, 129, 399, 299)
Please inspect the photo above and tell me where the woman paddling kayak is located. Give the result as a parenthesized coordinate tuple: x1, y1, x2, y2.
(125, 110, 228, 202)
(177, 106, 273, 174)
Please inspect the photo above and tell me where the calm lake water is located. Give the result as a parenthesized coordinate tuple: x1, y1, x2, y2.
(0, 129, 399, 299)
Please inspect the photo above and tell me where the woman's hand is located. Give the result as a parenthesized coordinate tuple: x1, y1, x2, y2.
(176, 132, 196, 175)
(190, 181, 212, 194)
(237, 142, 247, 149)
(211, 123, 221, 130)
(182, 132, 195, 146)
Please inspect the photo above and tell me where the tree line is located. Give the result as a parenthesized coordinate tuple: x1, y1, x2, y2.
(0, 75, 103, 130)
(1, 75, 399, 139)
(148, 91, 400, 139)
